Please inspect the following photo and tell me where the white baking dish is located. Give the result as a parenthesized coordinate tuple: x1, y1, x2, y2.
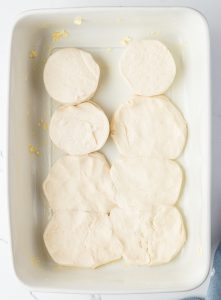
(8, 7, 211, 293)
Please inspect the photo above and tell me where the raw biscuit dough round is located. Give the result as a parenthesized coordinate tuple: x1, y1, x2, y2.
(111, 95, 187, 159)
(120, 40, 176, 96)
(44, 210, 122, 268)
(111, 157, 183, 208)
(43, 152, 115, 213)
(49, 102, 109, 155)
(110, 206, 186, 265)
(43, 48, 100, 104)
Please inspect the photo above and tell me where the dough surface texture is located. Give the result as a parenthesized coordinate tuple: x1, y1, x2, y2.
(120, 40, 176, 96)
(49, 102, 109, 155)
(43, 152, 115, 213)
(44, 210, 122, 268)
(43, 48, 100, 104)
(110, 206, 186, 265)
(110, 156, 183, 208)
(111, 95, 187, 159)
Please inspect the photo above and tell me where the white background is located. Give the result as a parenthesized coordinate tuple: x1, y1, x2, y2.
(0, 0, 220, 299)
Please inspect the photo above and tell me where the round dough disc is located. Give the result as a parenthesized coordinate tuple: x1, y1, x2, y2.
(49, 102, 109, 155)
(110, 206, 186, 266)
(43, 48, 100, 104)
(111, 157, 183, 208)
(43, 152, 115, 213)
(120, 40, 176, 96)
(44, 211, 122, 268)
(111, 95, 187, 159)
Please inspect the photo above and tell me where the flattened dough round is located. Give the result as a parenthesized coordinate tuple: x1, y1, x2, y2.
(111, 95, 187, 159)
(120, 40, 176, 96)
(43, 48, 100, 104)
(49, 102, 109, 155)
(43, 152, 115, 213)
(110, 206, 186, 265)
(111, 157, 183, 208)
(44, 211, 122, 268)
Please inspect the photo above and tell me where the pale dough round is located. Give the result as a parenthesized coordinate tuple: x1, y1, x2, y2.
(43, 152, 115, 213)
(44, 211, 122, 268)
(43, 48, 100, 104)
(120, 40, 176, 96)
(49, 102, 109, 155)
(111, 95, 187, 159)
(111, 157, 183, 208)
(110, 206, 186, 266)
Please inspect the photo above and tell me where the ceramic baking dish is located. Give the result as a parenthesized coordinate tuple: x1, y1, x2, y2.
(8, 7, 211, 293)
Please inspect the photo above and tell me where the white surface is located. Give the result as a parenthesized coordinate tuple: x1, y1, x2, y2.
(0, 0, 220, 299)
(8, 6, 210, 293)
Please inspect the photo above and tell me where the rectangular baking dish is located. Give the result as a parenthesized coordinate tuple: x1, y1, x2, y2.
(8, 7, 211, 293)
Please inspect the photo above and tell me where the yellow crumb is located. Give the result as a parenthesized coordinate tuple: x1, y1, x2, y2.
(29, 50, 38, 59)
(31, 256, 40, 266)
(120, 36, 132, 46)
(29, 144, 40, 156)
(106, 47, 112, 52)
(52, 30, 69, 42)
(74, 16, 83, 25)
(38, 119, 48, 130)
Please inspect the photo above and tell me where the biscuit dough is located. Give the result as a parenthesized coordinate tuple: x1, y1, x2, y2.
(111, 95, 187, 159)
(43, 48, 100, 104)
(110, 206, 186, 265)
(43, 153, 115, 213)
(120, 40, 176, 96)
(44, 210, 122, 268)
(111, 157, 183, 208)
(49, 102, 109, 155)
